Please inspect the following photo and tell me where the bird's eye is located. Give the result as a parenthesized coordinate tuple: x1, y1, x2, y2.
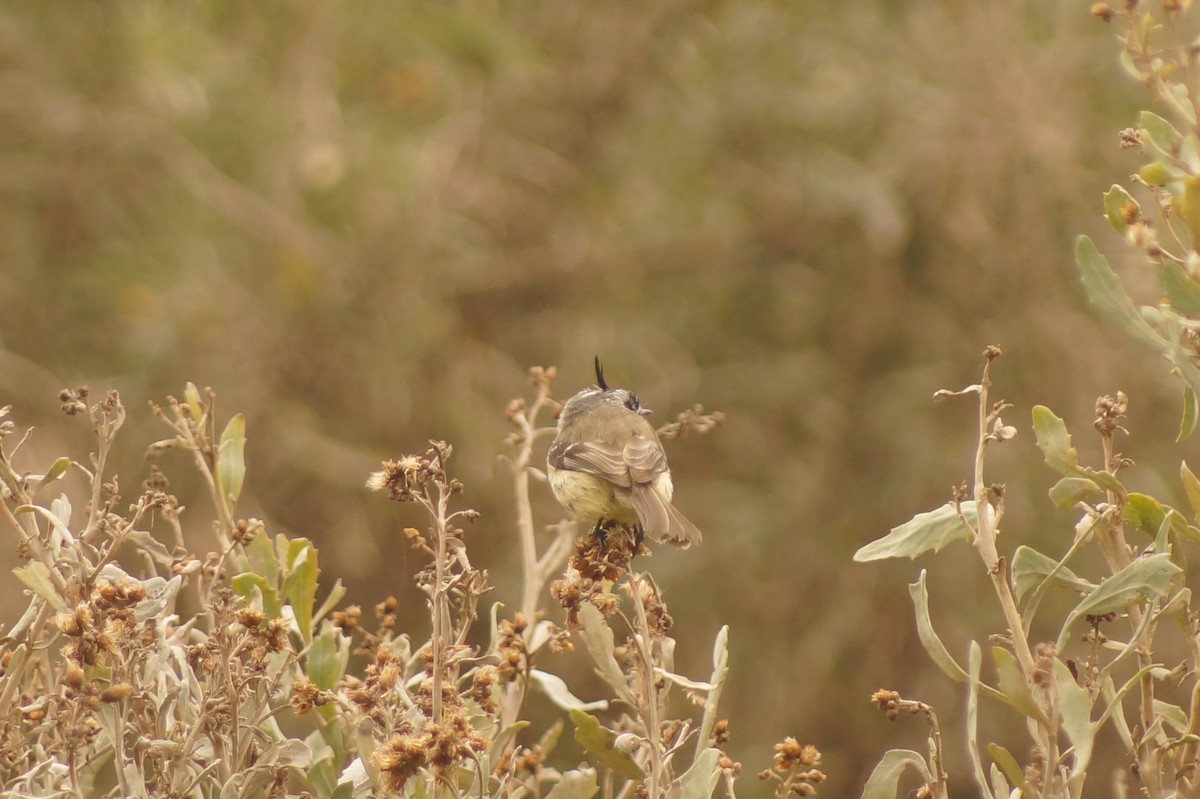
(624, 393, 640, 411)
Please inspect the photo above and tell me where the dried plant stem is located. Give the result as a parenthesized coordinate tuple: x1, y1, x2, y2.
(502, 373, 575, 729)
(82, 406, 114, 541)
(908, 699, 947, 799)
(430, 483, 451, 726)
(966, 351, 1059, 779)
(627, 568, 665, 799)
(970, 353, 1036, 682)
(1098, 430, 1164, 798)
(507, 380, 559, 624)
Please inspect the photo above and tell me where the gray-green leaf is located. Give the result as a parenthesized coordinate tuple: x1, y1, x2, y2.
(854, 502, 976, 562)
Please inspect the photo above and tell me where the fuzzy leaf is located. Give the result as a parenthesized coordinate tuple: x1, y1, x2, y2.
(577, 602, 633, 703)
(134, 575, 181, 621)
(544, 768, 599, 799)
(694, 626, 729, 764)
(1125, 495, 1200, 543)
(853, 501, 976, 562)
(307, 627, 349, 691)
(1055, 658, 1093, 779)
(232, 572, 283, 619)
(859, 750, 931, 799)
(1075, 235, 1165, 352)
(1163, 261, 1200, 317)
(992, 647, 1045, 723)
(1011, 545, 1096, 605)
(123, 530, 176, 565)
(282, 539, 319, 643)
(245, 527, 280, 588)
(13, 562, 67, 612)
(1031, 405, 1078, 474)
(986, 745, 1028, 795)
(967, 642, 995, 799)
(532, 669, 607, 712)
(1140, 111, 1184, 157)
(568, 709, 644, 780)
(1048, 476, 1102, 509)
(908, 572, 1007, 705)
(1057, 553, 1181, 650)
(676, 748, 721, 799)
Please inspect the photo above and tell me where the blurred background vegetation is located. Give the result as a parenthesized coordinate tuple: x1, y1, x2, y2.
(0, 1, 1189, 794)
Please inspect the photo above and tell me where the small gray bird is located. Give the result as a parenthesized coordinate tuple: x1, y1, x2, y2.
(547, 358, 701, 547)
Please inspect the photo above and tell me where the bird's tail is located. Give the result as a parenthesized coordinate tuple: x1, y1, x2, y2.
(631, 485, 702, 548)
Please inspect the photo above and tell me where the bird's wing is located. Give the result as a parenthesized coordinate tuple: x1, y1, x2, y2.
(548, 433, 666, 488)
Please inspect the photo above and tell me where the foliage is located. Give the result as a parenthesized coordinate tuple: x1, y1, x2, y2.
(1078, 4, 1200, 440)
(0, 371, 811, 799)
(857, 348, 1200, 798)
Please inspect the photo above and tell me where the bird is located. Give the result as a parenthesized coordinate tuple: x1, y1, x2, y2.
(547, 357, 701, 547)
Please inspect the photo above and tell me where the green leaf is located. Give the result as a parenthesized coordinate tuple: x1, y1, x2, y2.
(676, 749, 721, 799)
(967, 642, 995, 799)
(859, 750, 931, 799)
(1104, 185, 1140, 233)
(34, 457, 72, 491)
(307, 627, 349, 691)
(1139, 160, 1174, 186)
(245, 526, 280, 588)
(1048, 476, 1102, 509)
(853, 502, 976, 562)
(1031, 405, 1078, 474)
(282, 539, 320, 643)
(1057, 553, 1181, 650)
(1125, 494, 1200, 543)
(313, 580, 347, 626)
(231, 572, 283, 619)
(544, 768, 599, 799)
(13, 562, 67, 612)
(1181, 176, 1200, 246)
(992, 647, 1045, 723)
(218, 413, 247, 507)
(1181, 387, 1200, 442)
(184, 382, 206, 427)
(577, 602, 633, 703)
(908, 570, 968, 684)
(1154, 699, 1188, 734)
(1075, 235, 1166, 352)
(986, 745, 1029, 796)
(1011, 546, 1096, 605)
(1162, 261, 1200, 317)
(1140, 111, 1184, 157)
(1054, 658, 1093, 779)
(907, 572, 1007, 704)
(1099, 675, 1135, 751)
(568, 709, 644, 780)
(1182, 462, 1200, 522)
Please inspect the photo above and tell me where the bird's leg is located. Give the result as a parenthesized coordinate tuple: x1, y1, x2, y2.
(633, 524, 645, 549)
(590, 519, 609, 550)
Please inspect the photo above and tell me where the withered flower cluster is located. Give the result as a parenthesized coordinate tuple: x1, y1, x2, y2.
(358, 645, 493, 792)
(550, 525, 644, 627)
(365, 442, 463, 502)
(758, 738, 826, 797)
